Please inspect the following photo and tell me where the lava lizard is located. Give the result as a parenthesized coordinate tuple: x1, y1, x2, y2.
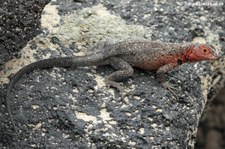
(5, 40, 220, 139)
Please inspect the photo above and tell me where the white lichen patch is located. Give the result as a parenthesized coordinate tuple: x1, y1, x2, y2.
(75, 111, 97, 123)
(51, 4, 151, 47)
(0, 43, 37, 83)
(192, 37, 206, 44)
(33, 123, 43, 130)
(139, 127, 145, 134)
(32, 105, 40, 110)
(204, 26, 223, 56)
(99, 108, 113, 123)
(41, 2, 60, 32)
(92, 74, 106, 89)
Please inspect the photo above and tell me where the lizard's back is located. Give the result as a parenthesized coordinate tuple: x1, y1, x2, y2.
(104, 41, 184, 70)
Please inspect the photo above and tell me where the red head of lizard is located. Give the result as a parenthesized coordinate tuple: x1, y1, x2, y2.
(182, 43, 220, 63)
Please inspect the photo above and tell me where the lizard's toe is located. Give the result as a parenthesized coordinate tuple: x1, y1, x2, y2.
(105, 79, 125, 91)
(161, 81, 178, 90)
(161, 81, 180, 97)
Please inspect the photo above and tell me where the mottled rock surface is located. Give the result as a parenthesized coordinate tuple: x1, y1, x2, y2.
(0, 0, 224, 148)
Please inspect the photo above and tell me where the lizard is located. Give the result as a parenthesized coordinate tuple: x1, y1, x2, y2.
(5, 40, 220, 139)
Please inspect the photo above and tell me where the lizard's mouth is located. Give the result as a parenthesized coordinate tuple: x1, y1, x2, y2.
(201, 53, 219, 60)
(188, 52, 220, 62)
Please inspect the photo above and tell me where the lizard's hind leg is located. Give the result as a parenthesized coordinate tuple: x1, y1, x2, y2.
(105, 57, 134, 91)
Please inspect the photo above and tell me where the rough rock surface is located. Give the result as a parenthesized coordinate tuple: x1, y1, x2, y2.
(0, 0, 224, 148)
(196, 88, 225, 149)
(0, 0, 50, 66)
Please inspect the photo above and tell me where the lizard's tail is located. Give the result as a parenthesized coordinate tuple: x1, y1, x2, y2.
(6, 54, 107, 140)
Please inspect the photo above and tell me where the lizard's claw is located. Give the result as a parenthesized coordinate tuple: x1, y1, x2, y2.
(161, 81, 178, 90)
(105, 79, 125, 91)
(161, 81, 179, 97)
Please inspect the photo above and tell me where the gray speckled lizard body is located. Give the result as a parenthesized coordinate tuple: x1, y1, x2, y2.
(6, 40, 219, 139)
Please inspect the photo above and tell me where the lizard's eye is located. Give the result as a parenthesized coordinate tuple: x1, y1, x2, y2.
(203, 48, 208, 52)
(201, 47, 210, 54)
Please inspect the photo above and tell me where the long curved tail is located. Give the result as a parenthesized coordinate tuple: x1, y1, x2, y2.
(6, 54, 107, 139)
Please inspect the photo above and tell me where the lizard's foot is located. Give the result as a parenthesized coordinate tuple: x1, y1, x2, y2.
(161, 81, 179, 97)
(105, 79, 124, 91)
(161, 81, 178, 90)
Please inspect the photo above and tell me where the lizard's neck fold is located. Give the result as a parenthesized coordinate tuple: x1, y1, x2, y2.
(181, 44, 196, 63)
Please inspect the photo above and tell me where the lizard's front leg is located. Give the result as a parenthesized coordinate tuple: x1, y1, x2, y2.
(106, 57, 134, 90)
(156, 63, 179, 90)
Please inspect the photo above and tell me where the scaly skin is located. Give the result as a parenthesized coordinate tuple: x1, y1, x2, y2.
(5, 40, 220, 139)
